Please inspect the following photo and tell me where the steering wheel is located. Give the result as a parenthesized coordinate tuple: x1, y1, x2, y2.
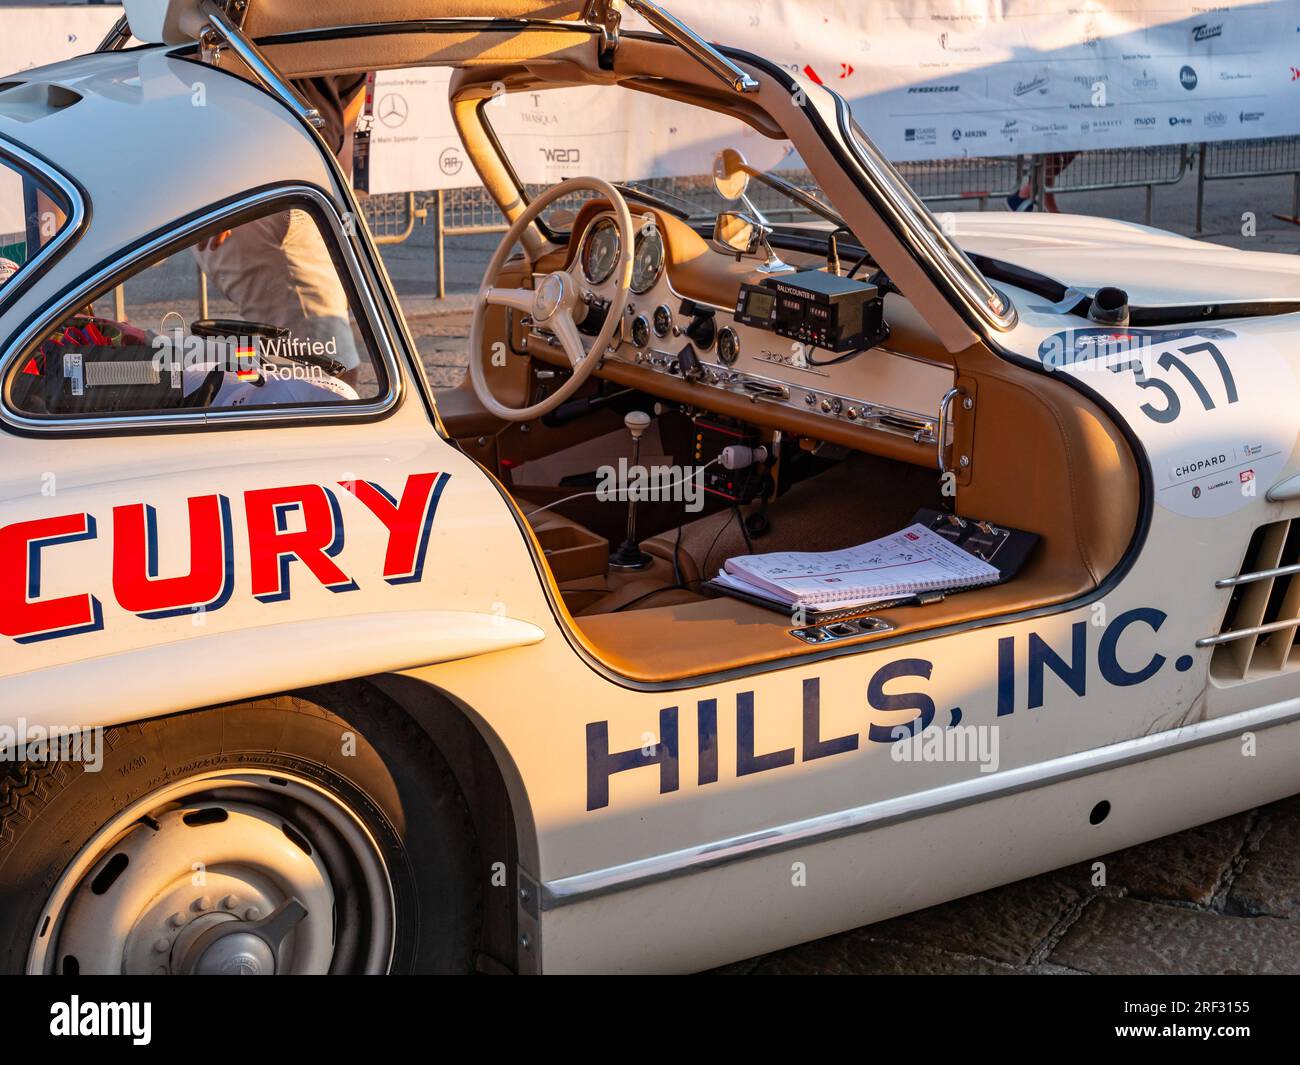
(469, 177, 634, 421)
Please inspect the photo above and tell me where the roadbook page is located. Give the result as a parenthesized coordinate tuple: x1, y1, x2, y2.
(721, 523, 1001, 606)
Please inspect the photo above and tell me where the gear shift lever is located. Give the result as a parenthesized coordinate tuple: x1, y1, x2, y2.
(610, 410, 653, 570)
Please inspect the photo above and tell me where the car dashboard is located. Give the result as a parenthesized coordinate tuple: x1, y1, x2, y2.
(523, 204, 957, 468)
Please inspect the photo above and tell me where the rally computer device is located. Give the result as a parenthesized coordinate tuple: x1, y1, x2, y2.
(734, 269, 887, 354)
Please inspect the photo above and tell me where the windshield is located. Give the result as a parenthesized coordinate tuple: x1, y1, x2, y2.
(484, 85, 841, 229)
(485, 82, 1012, 329)
(0, 149, 74, 298)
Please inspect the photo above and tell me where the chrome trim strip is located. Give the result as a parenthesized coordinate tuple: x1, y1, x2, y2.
(541, 694, 1300, 908)
(623, 0, 760, 93)
(1216, 562, 1300, 588)
(200, 0, 324, 129)
(95, 14, 132, 53)
(0, 185, 403, 434)
(832, 94, 1017, 333)
(1195, 616, 1299, 648)
(0, 140, 87, 316)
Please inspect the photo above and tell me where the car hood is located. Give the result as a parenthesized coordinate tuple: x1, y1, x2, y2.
(952, 213, 1300, 306)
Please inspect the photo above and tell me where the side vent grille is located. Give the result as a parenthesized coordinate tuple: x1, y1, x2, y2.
(1211, 519, 1300, 681)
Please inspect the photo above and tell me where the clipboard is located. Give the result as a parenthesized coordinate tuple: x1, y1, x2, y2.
(704, 508, 1039, 621)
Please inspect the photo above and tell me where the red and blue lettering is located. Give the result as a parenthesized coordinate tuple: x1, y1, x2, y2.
(112, 495, 234, 619)
(0, 513, 103, 643)
(341, 472, 450, 584)
(245, 484, 357, 602)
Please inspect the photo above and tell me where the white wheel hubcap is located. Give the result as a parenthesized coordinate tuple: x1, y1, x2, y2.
(28, 771, 395, 975)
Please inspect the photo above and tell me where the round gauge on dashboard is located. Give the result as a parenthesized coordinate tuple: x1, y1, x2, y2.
(717, 326, 740, 365)
(631, 225, 665, 294)
(652, 304, 673, 337)
(581, 217, 621, 285)
(630, 314, 650, 349)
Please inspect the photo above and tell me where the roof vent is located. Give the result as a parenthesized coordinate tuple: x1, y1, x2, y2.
(0, 82, 82, 124)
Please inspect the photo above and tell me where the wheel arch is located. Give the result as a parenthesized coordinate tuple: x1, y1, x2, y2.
(304, 674, 536, 975)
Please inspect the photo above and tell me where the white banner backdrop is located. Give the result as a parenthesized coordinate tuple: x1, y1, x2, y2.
(0, 3, 1296, 196)
(368, 0, 1300, 191)
(0, 7, 122, 236)
(0, 6, 121, 78)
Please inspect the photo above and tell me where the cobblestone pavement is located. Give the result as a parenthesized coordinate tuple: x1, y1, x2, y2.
(713, 797, 1300, 974)
(393, 184, 1300, 975)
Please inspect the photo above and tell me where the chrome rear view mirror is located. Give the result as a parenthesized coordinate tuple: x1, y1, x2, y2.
(712, 211, 766, 256)
(712, 149, 750, 202)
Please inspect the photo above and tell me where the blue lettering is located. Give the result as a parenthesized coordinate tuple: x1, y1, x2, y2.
(1028, 621, 1088, 709)
(1099, 607, 1167, 686)
(867, 658, 936, 743)
(585, 707, 679, 810)
(801, 677, 858, 761)
(737, 690, 796, 776)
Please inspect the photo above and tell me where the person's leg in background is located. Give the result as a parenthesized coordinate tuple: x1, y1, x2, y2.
(1005, 152, 1078, 212)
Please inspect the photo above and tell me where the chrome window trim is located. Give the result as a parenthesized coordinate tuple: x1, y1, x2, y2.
(0, 184, 403, 433)
(542, 692, 1300, 909)
(833, 95, 1017, 333)
(0, 138, 87, 316)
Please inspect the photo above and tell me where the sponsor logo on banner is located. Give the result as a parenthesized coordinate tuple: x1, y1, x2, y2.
(1132, 70, 1159, 91)
(907, 85, 960, 94)
(1012, 73, 1050, 97)
(377, 94, 408, 128)
(1204, 110, 1228, 127)
(1239, 110, 1265, 123)
(438, 148, 463, 176)
(904, 127, 937, 145)
(937, 32, 980, 53)
(539, 147, 581, 165)
(1180, 65, 1199, 90)
(1192, 23, 1223, 43)
(1168, 115, 1193, 127)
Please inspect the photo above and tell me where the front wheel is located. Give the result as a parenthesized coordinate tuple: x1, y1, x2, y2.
(0, 691, 480, 974)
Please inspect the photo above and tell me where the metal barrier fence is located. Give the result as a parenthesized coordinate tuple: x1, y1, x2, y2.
(894, 156, 1025, 208)
(359, 138, 1300, 298)
(1043, 144, 1192, 224)
(1197, 136, 1300, 232)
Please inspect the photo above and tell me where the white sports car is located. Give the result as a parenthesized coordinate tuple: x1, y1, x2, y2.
(2, 0, 1300, 975)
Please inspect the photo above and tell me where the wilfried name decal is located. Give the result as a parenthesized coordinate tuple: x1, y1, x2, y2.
(0, 472, 450, 643)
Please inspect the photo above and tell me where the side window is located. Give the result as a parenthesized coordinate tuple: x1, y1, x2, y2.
(7, 203, 388, 419)
(0, 153, 73, 290)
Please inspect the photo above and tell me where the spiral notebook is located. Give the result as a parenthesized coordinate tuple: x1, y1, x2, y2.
(712, 523, 1001, 613)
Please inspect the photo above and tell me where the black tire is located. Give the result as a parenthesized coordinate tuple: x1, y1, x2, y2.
(0, 687, 480, 974)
